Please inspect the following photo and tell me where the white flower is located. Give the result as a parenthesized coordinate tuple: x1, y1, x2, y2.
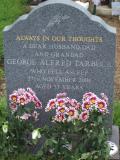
(2, 122, 8, 133)
(20, 113, 31, 120)
(32, 111, 39, 121)
(32, 129, 41, 140)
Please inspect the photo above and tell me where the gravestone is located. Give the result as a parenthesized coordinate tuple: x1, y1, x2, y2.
(4, 0, 116, 125)
(112, 2, 120, 16)
(3, 0, 118, 158)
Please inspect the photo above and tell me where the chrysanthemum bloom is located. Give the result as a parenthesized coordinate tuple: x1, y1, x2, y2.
(20, 113, 31, 120)
(35, 100, 42, 109)
(53, 114, 66, 122)
(89, 96, 97, 105)
(69, 99, 78, 106)
(56, 92, 67, 99)
(66, 98, 81, 110)
(9, 93, 18, 103)
(10, 103, 17, 112)
(9, 88, 42, 122)
(82, 101, 91, 111)
(80, 111, 89, 122)
(45, 99, 56, 112)
(27, 87, 36, 96)
(32, 95, 39, 103)
(18, 95, 27, 106)
(100, 93, 109, 104)
(67, 107, 78, 121)
(17, 88, 26, 95)
(97, 100, 107, 112)
(57, 98, 65, 107)
(83, 92, 95, 101)
(74, 102, 81, 110)
(57, 106, 66, 114)
(25, 92, 32, 103)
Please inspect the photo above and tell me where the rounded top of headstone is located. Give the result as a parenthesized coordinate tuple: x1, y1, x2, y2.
(4, 0, 116, 34)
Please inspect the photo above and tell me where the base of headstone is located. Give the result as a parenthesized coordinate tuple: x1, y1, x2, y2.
(110, 125, 119, 159)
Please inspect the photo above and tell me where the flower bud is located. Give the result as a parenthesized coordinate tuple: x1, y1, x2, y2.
(32, 129, 41, 140)
(2, 122, 8, 133)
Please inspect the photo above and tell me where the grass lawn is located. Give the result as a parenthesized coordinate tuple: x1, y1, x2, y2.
(0, 0, 31, 60)
(113, 101, 120, 127)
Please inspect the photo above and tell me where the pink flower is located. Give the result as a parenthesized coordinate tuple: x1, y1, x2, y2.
(82, 101, 91, 111)
(9, 88, 42, 122)
(83, 92, 96, 101)
(75, 102, 81, 110)
(27, 87, 36, 96)
(45, 99, 56, 112)
(97, 100, 107, 112)
(57, 98, 65, 107)
(9, 103, 17, 111)
(17, 88, 26, 95)
(25, 92, 32, 103)
(89, 96, 97, 105)
(69, 99, 78, 107)
(53, 114, 66, 122)
(32, 111, 39, 121)
(35, 100, 42, 109)
(9, 93, 18, 103)
(31, 95, 39, 103)
(67, 107, 78, 121)
(18, 95, 27, 106)
(56, 92, 67, 99)
(20, 113, 31, 120)
(68, 99, 81, 110)
(100, 93, 109, 104)
(80, 111, 89, 122)
(57, 106, 66, 114)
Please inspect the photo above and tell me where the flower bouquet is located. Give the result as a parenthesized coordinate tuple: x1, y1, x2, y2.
(36, 92, 109, 160)
(0, 88, 42, 159)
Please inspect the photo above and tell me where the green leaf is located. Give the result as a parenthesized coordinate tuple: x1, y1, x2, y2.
(80, 152, 90, 159)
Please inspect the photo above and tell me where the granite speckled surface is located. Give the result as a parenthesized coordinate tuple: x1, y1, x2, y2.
(4, 0, 116, 129)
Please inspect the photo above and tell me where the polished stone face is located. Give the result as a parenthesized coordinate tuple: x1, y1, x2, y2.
(4, 0, 116, 128)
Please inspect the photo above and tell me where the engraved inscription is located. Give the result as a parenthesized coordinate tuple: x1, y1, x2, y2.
(6, 34, 113, 92)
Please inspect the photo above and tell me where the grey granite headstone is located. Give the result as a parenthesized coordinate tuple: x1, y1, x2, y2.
(4, 0, 116, 128)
